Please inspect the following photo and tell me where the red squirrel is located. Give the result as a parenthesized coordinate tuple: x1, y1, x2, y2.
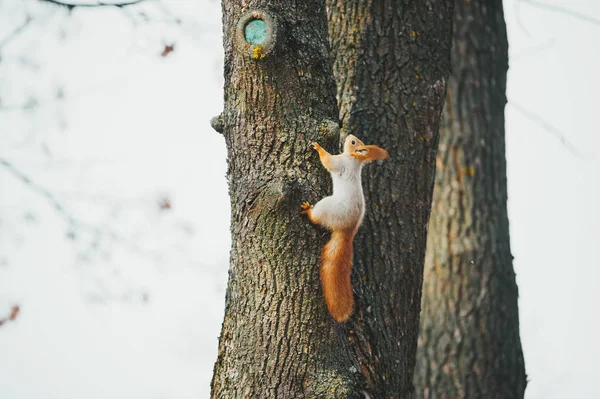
(301, 134, 389, 322)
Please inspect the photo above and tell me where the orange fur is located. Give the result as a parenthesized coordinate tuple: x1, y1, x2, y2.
(302, 135, 388, 322)
(320, 229, 355, 322)
(300, 202, 318, 224)
(362, 145, 389, 162)
(311, 142, 336, 172)
(351, 145, 389, 163)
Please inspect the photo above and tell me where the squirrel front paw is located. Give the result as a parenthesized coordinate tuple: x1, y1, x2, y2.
(311, 142, 323, 152)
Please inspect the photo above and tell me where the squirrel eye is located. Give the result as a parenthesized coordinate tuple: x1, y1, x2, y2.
(351, 140, 356, 145)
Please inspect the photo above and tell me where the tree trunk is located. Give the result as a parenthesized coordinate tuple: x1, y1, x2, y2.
(211, 0, 453, 396)
(210, 1, 356, 397)
(413, 1, 527, 398)
(327, 1, 453, 397)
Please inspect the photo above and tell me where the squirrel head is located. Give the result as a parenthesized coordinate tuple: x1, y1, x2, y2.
(344, 134, 389, 163)
(343, 134, 365, 154)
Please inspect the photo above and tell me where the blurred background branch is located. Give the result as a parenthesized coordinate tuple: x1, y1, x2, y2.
(40, 0, 150, 9)
(519, 0, 600, 27)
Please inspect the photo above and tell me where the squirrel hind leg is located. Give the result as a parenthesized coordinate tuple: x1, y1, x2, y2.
(300, 202, 313, 213)
(301, 202, 320, 225)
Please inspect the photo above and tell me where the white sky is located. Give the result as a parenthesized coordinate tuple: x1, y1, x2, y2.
(0, 0, 598, 398)
(505, 1, 600, 397)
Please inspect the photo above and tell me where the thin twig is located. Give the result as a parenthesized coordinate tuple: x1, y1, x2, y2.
(514, 1, 531, 37)
(0, 16, 33, 50)
(0, 157, 162, 261)
(519, 0, 600, 27)
(508, 101, 591, 159)
(512, 38, 556, 61)
(40, 0, 149, 8)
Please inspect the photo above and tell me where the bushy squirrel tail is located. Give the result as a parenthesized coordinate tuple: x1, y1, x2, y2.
(320, 230, 355, 322)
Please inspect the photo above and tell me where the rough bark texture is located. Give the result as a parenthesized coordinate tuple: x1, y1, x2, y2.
(414, 1, 527, 398)
(213, 0, 455, 396)
(211, 0, 363, 397)
(327, 1, 453, 397)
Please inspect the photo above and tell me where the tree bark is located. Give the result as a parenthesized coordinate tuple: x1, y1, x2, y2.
(327, 1, 453, 397)
(413, 1, 527, 398)
(211, 1, 361, 397)
(212, 0, 453, 396)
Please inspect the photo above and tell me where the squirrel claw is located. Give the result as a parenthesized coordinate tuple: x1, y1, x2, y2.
(311, 142, 321, 151)
(300, 201, 313, 214)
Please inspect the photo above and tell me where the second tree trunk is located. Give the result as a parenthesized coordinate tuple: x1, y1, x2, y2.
(414, 1, 527, 397)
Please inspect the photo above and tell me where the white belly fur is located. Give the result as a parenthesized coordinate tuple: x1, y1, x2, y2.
(311, 156, 365, 231)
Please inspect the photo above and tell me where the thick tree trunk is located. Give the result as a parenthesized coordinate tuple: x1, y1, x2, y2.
(212, 0, 453, 397)
(210, 1, 359, 397)
(413, 1, 527, 398)
(327, 1, 453, 397)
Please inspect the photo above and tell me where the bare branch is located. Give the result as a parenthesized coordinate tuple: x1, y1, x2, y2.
(508, 101, 593, 159)
(0, 157, 162, 261)
(0, 305, 20, 328)
(514, 1, 531, 37)
(519, 0, 600, 27)
(512, 38, 556, 61)
(0, 16, 33, 51)
(39, 0, 149, 8)
(0, 98, 39, 112)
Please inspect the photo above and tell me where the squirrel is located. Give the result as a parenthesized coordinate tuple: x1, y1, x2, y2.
(301, 134, 388, 322)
